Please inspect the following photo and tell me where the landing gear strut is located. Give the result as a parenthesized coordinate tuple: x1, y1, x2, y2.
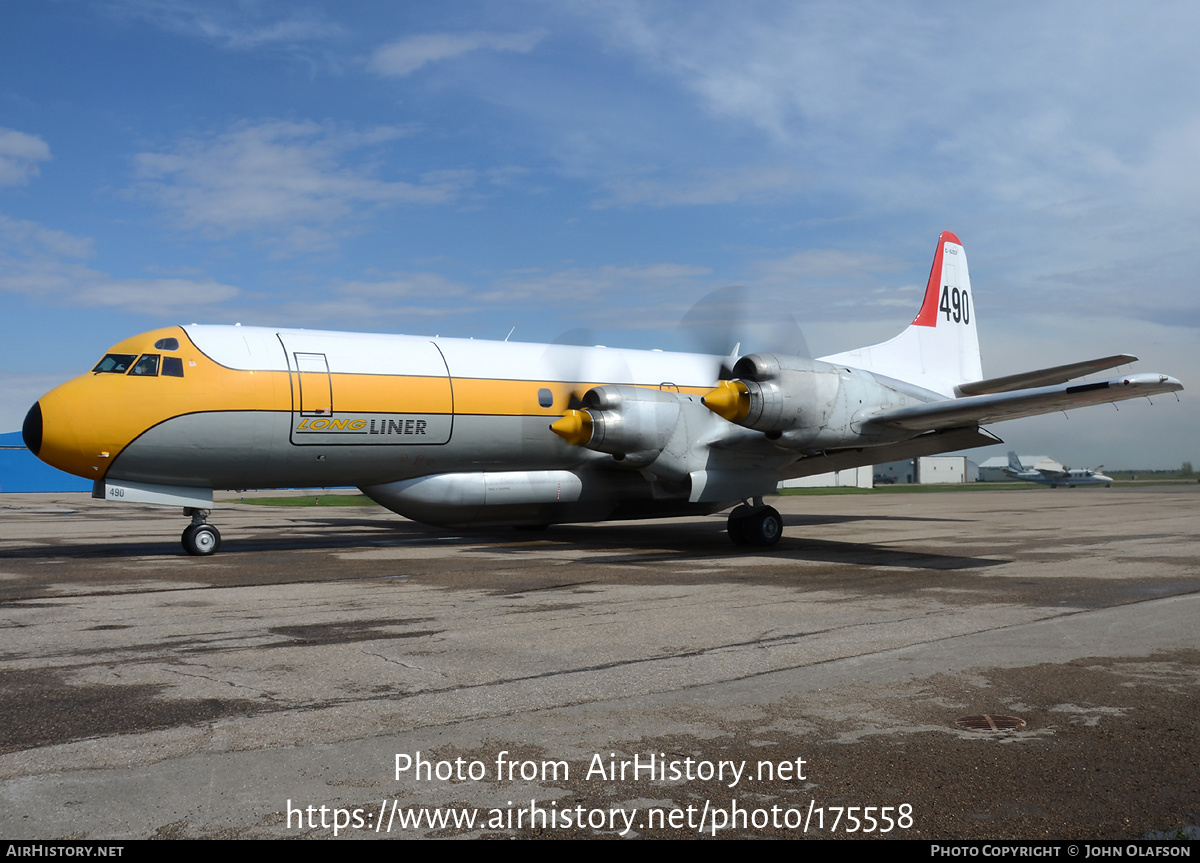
(727, 500, 783, 547)
(181, 507, 221, 556)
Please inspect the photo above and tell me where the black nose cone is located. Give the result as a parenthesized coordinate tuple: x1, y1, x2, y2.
(22, 401, 42, 457)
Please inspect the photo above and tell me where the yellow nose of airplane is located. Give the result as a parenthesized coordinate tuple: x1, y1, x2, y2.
(25, 377, 118, 480)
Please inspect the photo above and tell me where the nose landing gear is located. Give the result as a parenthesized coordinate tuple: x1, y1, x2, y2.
(182, 508, 221, 555)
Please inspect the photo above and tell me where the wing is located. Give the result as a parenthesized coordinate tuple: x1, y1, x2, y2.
(872, 373, 1182, 432)
(777, 427, 1003, 481)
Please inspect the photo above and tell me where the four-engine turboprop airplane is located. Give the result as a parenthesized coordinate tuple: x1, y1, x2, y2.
(1003, 451, 1114, 488)
(22, 232, 1183, 555)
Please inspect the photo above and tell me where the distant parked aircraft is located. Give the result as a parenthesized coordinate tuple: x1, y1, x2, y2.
(1003, 451, 1113, 488)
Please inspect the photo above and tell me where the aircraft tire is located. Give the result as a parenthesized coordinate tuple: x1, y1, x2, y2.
(727, 505, 754, 545)
(745, 506, 783, 547)
(183, 524, 221, 556)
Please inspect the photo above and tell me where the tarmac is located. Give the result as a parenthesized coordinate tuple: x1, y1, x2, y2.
(0, 486, 1197, 839)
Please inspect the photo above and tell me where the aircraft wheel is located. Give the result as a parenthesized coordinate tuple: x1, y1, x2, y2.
(727, 505, 754, 545)
(745, 506, 783, 547)
(182, 524, 221, 556)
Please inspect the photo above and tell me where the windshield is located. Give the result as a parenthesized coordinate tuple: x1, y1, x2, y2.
(92, 354, 137, 374)
(129, 354, 161, 376)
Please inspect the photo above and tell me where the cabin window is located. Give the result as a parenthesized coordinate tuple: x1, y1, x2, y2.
(129, 354, 161, 376)
(154, 337, 180, 351)
(93, 353, 138, 374)
(537, 388, 554, 408)
(161, 357, 184, 377)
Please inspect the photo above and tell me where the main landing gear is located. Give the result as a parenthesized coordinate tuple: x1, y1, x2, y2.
(181, 507, 221, 556)
(727, 500, 783, 547)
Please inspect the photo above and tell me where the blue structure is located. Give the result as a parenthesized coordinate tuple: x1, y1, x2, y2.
(0, 431, 92, 493)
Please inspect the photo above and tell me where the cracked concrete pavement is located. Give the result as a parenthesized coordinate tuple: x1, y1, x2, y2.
(0, 486, 1197, 838)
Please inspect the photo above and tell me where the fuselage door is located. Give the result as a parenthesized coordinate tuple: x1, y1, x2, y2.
(278, 332, 453, 447)
(293, 352, 333, 416)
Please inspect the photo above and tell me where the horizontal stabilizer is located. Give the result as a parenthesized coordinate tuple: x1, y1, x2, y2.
(875, 373, 1182, 431)
(955, 355, 1137, 396)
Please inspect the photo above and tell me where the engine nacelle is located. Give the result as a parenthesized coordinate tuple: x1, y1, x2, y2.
(706, 354, 842, 434)
(579, 385, 682, 460)
(550, 384, 724, 482)
(703, 353, 917, 450)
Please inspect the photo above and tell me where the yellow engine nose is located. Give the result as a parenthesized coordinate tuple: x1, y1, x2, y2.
(701, 380, 751, 423)
(550, 410, 594, 446)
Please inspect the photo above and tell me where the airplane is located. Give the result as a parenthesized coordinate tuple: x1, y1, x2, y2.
(1003, 451, 1114, 488)
(21, 231, 1182, 555)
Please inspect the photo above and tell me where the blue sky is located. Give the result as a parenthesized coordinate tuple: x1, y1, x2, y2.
(2, 1, 1196, 468)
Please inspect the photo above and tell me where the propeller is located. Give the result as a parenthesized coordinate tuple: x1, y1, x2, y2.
(679, 285, 810, 377)
(542, 328, 634, 446)
(544, 288, 809, 445)
(543, 328, 603, 409)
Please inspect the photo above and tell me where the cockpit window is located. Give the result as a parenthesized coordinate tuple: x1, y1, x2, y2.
(129, 354, 161, 376)
(93, 353, 137, 374)
(154, 337, 180, 351)
(162, 356, 184, 377)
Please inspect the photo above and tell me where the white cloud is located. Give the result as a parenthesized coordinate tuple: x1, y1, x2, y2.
(487, 262, 711, 309)
(1132, 118, 1200, 211)
(0, 214, 93, 259)
(132, 120, 473, 250)
(336, 272, 472, 300)
(75, 277, 239, 313)
(0, 372, 72, 433)
(204, 271, 489, 333)
(582, 3, 1200, 212)
(0, 257, 239, 316)
(369, 31, 545, 77)
(0, 214, 238, 315)
(108, 0, 341, 51)
(565, 2, 1200, 332)
(0, 129, 51, 188)
(594, 165, 805, 208)
(750, 249, 903, 284)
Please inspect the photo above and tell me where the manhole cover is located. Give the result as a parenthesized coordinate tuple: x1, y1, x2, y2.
(955, 714, 1026, 733)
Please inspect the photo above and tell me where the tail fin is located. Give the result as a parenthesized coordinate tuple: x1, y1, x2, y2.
(818, 231, 982, 397)
(1007, 451, 1023, 472)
